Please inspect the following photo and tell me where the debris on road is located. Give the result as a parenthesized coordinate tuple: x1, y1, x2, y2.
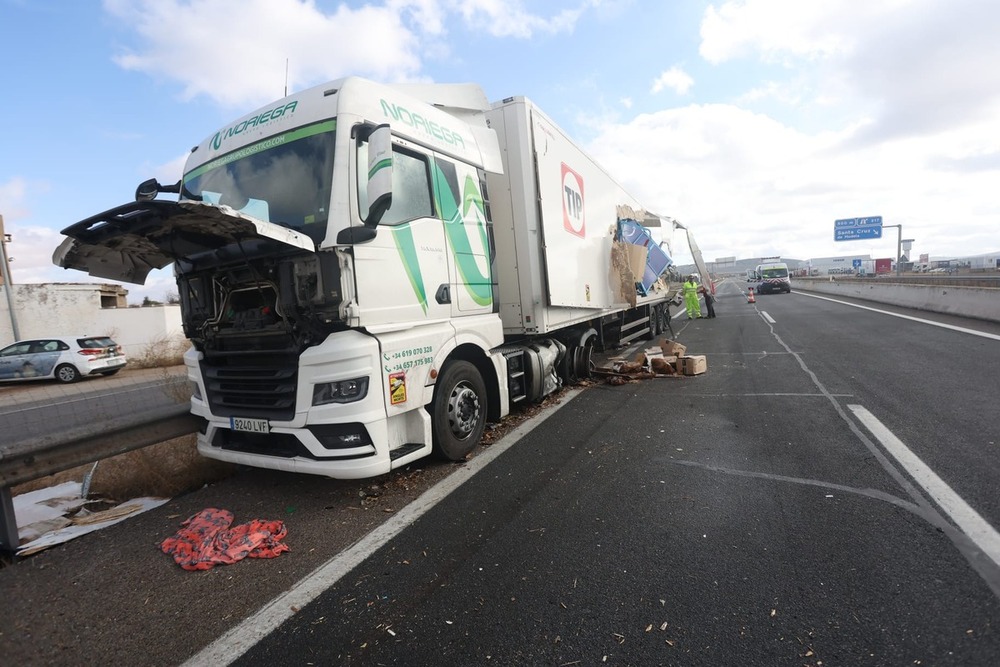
(14, 482, 168, 557)
(160, 507, 289, 571)
(593, 338, 709, 384)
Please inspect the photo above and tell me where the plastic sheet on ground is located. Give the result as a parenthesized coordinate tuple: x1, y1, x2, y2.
(15, 491, 169, 556)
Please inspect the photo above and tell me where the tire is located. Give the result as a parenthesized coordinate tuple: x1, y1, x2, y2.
(659, 306, 672, 336)
(100, 369, 121, 376)
(576, 343, 593, 380)
(55, 364, 80, 384)
(431, 360, 487, 461)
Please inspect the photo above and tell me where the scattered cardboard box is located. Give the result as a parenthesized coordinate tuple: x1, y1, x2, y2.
(650, 356, 678, 374)
(659, 338, 687, 358)
(678, 355, 707, 376)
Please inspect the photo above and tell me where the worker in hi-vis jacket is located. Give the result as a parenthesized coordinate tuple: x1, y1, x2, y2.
(683, 275, 702, 319)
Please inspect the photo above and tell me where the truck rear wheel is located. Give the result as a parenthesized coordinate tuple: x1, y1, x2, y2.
(431, 360, 487, 461)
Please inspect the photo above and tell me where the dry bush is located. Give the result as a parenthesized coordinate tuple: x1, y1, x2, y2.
(14, 435, 235, 502)
(130, 334, 190, 369)
(86, 434, 235, 500)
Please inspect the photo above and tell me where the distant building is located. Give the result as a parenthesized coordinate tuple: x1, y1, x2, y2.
(1, 283, 182, 357)
(804, 255, 872, 275)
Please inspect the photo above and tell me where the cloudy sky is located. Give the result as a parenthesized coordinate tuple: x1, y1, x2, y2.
(2, 0, 998, 303)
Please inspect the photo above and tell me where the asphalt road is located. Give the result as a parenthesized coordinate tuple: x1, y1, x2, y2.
(2, 282, 999, 666)
(0, 366, 189, 446)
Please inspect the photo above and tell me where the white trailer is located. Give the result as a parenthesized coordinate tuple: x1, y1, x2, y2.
(54, 77, 679, 479)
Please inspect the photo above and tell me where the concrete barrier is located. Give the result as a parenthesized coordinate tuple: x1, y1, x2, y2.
(794, 279, 1000, 323)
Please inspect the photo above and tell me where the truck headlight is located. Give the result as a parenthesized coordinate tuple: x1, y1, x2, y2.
(313, 377, 369, 406)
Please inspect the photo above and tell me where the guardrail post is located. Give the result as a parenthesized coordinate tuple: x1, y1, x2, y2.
(1, 484, 17, 557)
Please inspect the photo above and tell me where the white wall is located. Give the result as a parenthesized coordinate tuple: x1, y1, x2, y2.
(795, 280, 1000, 323)
(0, 284, 184, 356)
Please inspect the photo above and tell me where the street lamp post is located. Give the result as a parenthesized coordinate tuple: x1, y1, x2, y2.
(0, 214, 20, 340)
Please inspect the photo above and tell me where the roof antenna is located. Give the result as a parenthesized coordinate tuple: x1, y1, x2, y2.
(284, 58, 289, 97)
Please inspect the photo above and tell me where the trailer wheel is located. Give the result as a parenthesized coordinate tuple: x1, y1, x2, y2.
(575, 343, 592, 380)
(557, 344, 574, 386)
(431, 360, 487, 461)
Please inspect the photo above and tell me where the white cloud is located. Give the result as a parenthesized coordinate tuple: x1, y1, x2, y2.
(0, 177, 30, 221)
(3, 225, 65, 284)
(389, 0, 447, 36)
(587, 101, 1000, 264)
(620, 97, 633, 109)
(100, 0, 599, 109)
(737, 79, 805, 106)
(699, 0, 870, 64)
(651, 66, 694, 95)
(103, 0, 425, 109)
(446, 0, 587, 38)
(699, 1, 1000, 139)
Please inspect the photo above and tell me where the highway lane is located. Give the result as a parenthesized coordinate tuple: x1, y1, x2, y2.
(0, 366, 189, 447)
(2, 286, 999, 666)
(219, 286, 1000, 666)
(757, 288, 1000, 550)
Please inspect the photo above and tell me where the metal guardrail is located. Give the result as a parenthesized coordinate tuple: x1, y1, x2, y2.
(0, 405, 202, 556)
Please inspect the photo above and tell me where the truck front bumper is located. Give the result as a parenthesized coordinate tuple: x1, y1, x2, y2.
(188, 330, 428, 480)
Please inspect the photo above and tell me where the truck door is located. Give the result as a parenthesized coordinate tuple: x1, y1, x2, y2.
(432, 157, 495, 316)
(352, 135, 452, 327)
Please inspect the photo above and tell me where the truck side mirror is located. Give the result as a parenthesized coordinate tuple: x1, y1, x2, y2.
(364, 124, 393, 227)
(135, 178, 182, 202)
(135, 178, 160, 202)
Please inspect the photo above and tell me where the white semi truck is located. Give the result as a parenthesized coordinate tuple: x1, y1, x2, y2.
(54, 77, 681, 479)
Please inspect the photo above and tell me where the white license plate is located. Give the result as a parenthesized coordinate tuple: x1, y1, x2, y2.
(230, 417, 270, 434)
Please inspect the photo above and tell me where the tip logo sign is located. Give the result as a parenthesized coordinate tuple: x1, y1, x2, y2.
(561, 163, 585, 238)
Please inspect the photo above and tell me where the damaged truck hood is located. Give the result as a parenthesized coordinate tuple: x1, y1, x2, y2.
(52, 200, 316, 284)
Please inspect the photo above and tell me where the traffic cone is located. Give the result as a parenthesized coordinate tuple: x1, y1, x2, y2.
(747, 287, 756, 304)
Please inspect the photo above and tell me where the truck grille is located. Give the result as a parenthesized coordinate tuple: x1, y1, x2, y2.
(200, 346, 298, 420)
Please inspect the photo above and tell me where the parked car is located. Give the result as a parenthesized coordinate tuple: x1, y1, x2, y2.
(0, 336, 127, 383)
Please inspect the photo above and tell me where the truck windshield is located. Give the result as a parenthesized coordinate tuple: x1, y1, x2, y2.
(762, 267, 788, 279)
(183, 120, 336, 243)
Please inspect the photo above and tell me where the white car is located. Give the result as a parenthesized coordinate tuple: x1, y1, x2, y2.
(0, 336, 127, 383)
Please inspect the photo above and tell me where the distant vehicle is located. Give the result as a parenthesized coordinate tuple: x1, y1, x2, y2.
(0, 336, 126, 383)
(748, 261, 792, 294)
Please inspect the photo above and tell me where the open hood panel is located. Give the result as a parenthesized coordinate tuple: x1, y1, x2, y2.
(52, 200, 316, 284)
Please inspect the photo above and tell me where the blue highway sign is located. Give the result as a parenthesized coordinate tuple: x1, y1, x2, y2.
(834, 215, 883, 241)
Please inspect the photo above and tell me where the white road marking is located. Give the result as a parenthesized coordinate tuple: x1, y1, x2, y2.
(760, 311, 775, 324)
(798, 291, 1000, 341)
(849, 404, 1000, 568)
(182, 388, 584, 667)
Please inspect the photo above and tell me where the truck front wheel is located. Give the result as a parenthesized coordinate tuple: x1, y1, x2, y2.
(431, 360, 487, 461)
